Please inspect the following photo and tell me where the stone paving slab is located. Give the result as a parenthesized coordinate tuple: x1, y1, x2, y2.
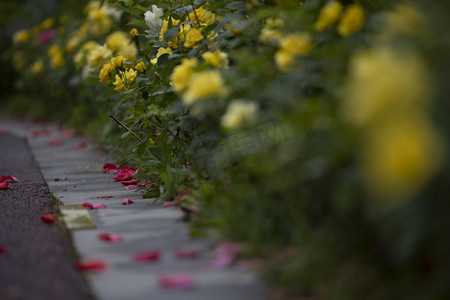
(0, 117, 265, 300)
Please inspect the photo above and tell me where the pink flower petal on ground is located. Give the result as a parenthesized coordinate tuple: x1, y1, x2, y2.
(125, 185, 140, 190)
(92, 203, 106, 209)
(98, 233, 123, 243)
(208, 242, 241, 269)
(49, 139, 63, 146)
(162, 201, 176, 207)
(103, 163, 119, 174)
(41, 214, 56, 223)
(41, 129, 52, 136)
(176, 249, 199, 259)
(121, 198, 134, 205)
(113, 167, 137, 181)
(0, 176, 20, 183)
(120, 179, 138, 186)
(74, 259, 107, 272)
(82, 202, 94, 209)
(0, 182, 9, 190)
(61, 128, 76, 138)
(158, 273, 195, 290)
(31, 129, 40, 138)
(0, 246, 9, 253)
(133, 250, 161, 262)
(72, 141, 86, 149)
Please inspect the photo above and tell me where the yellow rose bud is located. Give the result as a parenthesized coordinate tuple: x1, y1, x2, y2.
(315, 1, 343, 31)
(338, 4, 365, 37)
(130, 28, 138, 36)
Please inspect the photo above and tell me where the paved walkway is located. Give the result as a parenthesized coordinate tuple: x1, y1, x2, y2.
(0, 116, 265, 300)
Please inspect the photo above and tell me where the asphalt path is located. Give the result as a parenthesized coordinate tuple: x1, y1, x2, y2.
(0, 134, 94, 300)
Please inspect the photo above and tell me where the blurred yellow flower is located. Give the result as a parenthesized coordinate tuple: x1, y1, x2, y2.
(99, 63, 114, 84)
(362, 114, 442, 201)
(183, 70, 228, 105)
(87, 44, 112, 68)
(110, 55, 125, 68)
(13, 52, 25, 71)
(184, 28, 204, 48)
(338, 4, 364, 37)
(120, 43, 137, 62)
(280, 33, 312, 55)
(382, 4, 427, 38)
(202, 50, 229, 68)
(41, 18, 54, 29)
(135, 61, 146, 73)
(221, 100, 258, 129)
(48, 45, 64, 69)
(130, 28, 138, 36)
(171, 58, 198, 93)
(106, 31, 129, 52)
(151, 47, 173, 65)
(343, 47, 430, 126)
(260, 18, 284, 43)
(30, 60, 44, 74)
(74, 41, 97, 65)
(275, 51, 295, 72)
(13, 29, 30, 45)
(315, 1, 343, 31)
(188, 7, 215, 26)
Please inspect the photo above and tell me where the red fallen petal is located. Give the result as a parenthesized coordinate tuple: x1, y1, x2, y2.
(121, 198, 134, 205)
(133, 250, 161, 262)
(31, 129, 40, 138)
(98, 233, 123, 243)
(0, 129, 6, 135)
(0, 182, 9, 190)
(125, 185, 140, 190)
(74, 259, 107, 271)
(208, 242, 241, 269)
(162, 201, 176, 207)
(120, 179, 138, 186)
(41, 129, 52, 136)
(113, 167, 137, 181)
(82, 202, 94, 209)
(158, 274, 195, 289)
(72, 141, 86, 149)
(49, 139, 63, 146)
(93, 203, 105, 209)
(41, 214, 56, 223)
(61, 128, 76, 138)
(0, 176, 20, 183)
(176, 249, 199, 259)
(103, 163, 119, 174)
(0, 246, 9, 253)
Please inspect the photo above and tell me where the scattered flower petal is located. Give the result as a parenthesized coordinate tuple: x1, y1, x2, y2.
(0, 176, 20, 183)
(93, 203, 106, 209)
(41, 213, 56, 223)
(0, 246, 8, 253)
(72, 141, 86, 149)
(208, 242, 241, 269)
(0, 182, 9, 190)
(133, 250, 161, 262)
(103, 163, 119, 174)
(98, 233, 123, 243)
(120, 179, 138, 186)
(74, 259, 107, 271)
(158, 273, 195, 290)
(125, 185, 140, 190)
(0, 129, 6, 135)
(49, 139, 63, 146)
(61, 128, 76, 138)
(176, 249, 199, 259)
(113, 167, 137, 181)
(121, 198, 134, 205)
(82, 202, 94, 209)
(162, 201, 176, 207)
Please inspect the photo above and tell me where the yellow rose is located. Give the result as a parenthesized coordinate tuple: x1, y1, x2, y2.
(184, 28, 204, 48)
(338, 4, 364, 37)
(106, 31, 129, 52)
(275, 50, 295, 72)
(280, 33, 312, 55)
(183, 70, 228, 105)
(135, 61, 146, 73)
(99, 63, 114, 83)
(30, 60, 44, 74)
(159, 18, 181, 48)
(113, 74, 125, 93)
(151, 47, 173, 65)
(130, 28, 138, 36)
(315, 1, 343, 31)
(41, 18, 54, 29)
(259, 18, 284, 43)
(87, 44, 112, 68)
(188, 7, 215, 26)
(171, 58, 198, 93)
(13, 29, 30, 45)
(113, 68, 137, 93)
(110, 55, 125, 68)
(221, 100, 258, 129)
(202, 50, 229, 68)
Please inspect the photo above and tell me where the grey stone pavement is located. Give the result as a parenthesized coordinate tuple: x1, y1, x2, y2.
(0, 116, 265, 300)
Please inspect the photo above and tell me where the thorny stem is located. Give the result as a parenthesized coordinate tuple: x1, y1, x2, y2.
(109, 114, 143, 141)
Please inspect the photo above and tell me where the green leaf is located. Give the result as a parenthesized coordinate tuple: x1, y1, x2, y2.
(163, 26, 180, 42)
(143, 188, 160, 198)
